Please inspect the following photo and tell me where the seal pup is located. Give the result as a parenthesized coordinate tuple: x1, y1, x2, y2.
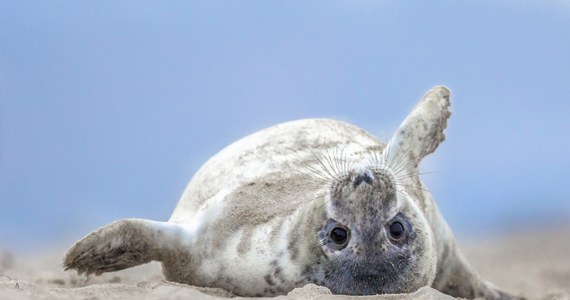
(64, 86, 519, 299)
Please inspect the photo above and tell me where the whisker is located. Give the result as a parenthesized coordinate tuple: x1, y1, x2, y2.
(323, 149, 341, 181)
(365, 150, 377, 168)
(388, 141, 408, 175)
(337, 147, 350, 177)
(395, 183, 430, 193)
(336, 148, 349, 180)
(331, 148, 341, 177)
(303, 163, 332, 182)
(391, 151, 418, 177)
(340, 147, 350, 176)
(396, 189, 413, 198)
(290, 162, 329, 184)
(312, 152, 340, 182)
(390, 147, 413, 176)
(394, 171, 436, 180)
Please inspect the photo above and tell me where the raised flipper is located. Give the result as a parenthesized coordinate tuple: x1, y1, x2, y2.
(64, 218, 186, 275)
(385, 87, 522, 300)
(384, 85, 451, 168)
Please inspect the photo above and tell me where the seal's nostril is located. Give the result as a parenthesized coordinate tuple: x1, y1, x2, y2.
(353, 172, 373, 187)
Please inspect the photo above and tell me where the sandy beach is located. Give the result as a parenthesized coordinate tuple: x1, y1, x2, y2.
(1, 226, 568, 300)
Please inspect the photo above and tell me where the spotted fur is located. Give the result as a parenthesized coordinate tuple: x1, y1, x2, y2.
(64, 86, 520, 299)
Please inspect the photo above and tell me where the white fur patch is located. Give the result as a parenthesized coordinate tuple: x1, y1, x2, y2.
(178, 190, 227, 243)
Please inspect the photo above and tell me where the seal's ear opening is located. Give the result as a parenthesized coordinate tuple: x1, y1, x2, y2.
(384, 86, 451, 170)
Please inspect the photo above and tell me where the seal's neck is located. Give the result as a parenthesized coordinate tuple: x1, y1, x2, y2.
(283, 193, 328, 281)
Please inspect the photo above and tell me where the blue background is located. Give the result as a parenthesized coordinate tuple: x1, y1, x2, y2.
(1, 1, 569, 251)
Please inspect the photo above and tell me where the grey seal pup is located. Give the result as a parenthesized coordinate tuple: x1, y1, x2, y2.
(64, 86, 519, 299)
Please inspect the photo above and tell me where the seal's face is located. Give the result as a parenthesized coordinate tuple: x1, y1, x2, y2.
(309, 167, 437, 295)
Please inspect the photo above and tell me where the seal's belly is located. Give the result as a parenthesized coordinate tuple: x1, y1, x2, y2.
(169, 118, 383, 224)
(189, 213, 305, 296)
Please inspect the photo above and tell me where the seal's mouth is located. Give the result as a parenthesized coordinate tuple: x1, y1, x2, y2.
(318, 258, 413, 296)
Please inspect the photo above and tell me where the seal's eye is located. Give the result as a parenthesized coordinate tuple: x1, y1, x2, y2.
(389, 221, 405, 240)
(330, 227, 348, 245)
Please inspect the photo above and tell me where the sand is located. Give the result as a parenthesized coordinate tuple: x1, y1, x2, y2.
(1, 227, 569, 300)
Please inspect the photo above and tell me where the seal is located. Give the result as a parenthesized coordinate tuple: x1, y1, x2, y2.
(64, 86, 519, 299)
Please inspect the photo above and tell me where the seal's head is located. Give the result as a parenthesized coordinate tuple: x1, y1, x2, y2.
(314, 165, 437, 295)
(304, 87, 451, 295)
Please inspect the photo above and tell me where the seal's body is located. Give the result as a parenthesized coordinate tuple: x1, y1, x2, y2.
(166, 119, 388, 296)
(65, 87, 518, 299)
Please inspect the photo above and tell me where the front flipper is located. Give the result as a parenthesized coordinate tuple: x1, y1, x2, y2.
(64, 218, 185, 275)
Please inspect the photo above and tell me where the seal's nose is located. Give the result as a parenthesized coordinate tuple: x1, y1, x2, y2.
(353, 169, 374, 188)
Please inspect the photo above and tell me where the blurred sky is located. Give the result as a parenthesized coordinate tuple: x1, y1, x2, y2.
(0, 1, 569, 251)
